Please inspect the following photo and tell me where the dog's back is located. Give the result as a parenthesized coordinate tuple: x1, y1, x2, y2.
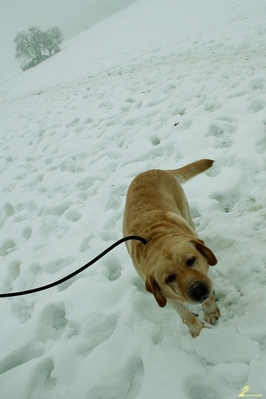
(123, 159, 214, 242)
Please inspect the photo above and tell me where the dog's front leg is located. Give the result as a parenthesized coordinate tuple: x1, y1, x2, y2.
(203, 293, 220, 325)
(167, 299, 205, 337)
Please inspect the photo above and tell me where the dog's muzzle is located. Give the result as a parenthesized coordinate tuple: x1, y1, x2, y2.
(188, 281, 209, 303)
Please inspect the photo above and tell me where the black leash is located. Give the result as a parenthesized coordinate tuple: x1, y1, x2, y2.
(0, 235, 149, 298)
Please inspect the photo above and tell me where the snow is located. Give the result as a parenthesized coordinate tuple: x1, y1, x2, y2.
(194, 328, 261, 364)
(0, 0, 266, 398)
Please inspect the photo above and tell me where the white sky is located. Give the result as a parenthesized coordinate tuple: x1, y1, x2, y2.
(0, 0, 135, 78)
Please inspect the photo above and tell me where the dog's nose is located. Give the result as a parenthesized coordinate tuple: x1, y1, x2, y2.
(188, 281, 209, 303)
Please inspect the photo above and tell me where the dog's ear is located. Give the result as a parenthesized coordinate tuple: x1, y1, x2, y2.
(145, 276, 167, 307)
(191, 239, 217, 266)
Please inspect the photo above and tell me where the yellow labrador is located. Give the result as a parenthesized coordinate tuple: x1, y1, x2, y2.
(123, 159, 220, 337)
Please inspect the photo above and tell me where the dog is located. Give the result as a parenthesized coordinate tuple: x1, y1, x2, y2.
(123, 159, 220, 337)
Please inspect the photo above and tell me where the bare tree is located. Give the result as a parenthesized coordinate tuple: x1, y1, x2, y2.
(42, 27, 63, 56)
(14, 26, 63, 71)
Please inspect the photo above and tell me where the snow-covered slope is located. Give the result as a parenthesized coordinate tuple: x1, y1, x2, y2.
(1, 0, 266, 398)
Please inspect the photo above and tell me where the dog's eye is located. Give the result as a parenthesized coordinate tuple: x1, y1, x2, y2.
(186, 256, 196, 267)
(165, 274, 176, 284)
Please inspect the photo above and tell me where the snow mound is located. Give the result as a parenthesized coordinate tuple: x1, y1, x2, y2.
(195, 327, 261, 364)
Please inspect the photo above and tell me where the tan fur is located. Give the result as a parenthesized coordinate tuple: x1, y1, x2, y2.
(123, 159, 220, 337)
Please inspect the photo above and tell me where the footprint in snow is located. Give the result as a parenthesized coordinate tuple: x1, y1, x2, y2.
(13, 204, 37, 223)
(149, 134, 160, 146)
(0, 238, 16, 256)
(121, 97, 143, 113)
(101, 254, 122, 282)
(11, 300, 35, 324)
(2, 202, 15, 218)
(256, 136, 266, 154)
(0, 259, 21, 300)
(40, 201, 72, 217)
(75, 313, 118, 357)
(0, 341, 45, 376)
(8, 259, 21, 281)
(27, 358, 56, 399)
(35, 303, 68, 342)
(205, 118, 237, 148)
(205, 155, 236, 178)
(76, 174, 103, 193)
(58, 157, 86, 173)
(42, 256, 75, 274)
(211, 194, 235, 213)
(65, 209, 82, 222)
(248, 98, 266, 113)
(8, 262, 41, 323)
(185, 377, 222, 399)
(21, 226, 32, 242)
(256, 120, 266, 154)
(87, 356, 144, 399)
(66, 117, 80, 128)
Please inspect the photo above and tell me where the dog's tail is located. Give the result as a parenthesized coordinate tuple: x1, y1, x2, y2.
(169, 159, 214, 183)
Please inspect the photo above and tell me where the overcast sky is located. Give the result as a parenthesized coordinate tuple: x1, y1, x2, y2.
(0, 0, 135, 78)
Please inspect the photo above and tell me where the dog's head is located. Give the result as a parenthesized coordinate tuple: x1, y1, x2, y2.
(145, 238, 217, 307)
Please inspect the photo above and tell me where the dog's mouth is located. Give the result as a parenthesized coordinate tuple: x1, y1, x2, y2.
(187, 280, 210, 303)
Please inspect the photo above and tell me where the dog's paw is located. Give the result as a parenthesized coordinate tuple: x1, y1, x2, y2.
(204, 306, 220, 325)
(186, 318, 207, 337)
